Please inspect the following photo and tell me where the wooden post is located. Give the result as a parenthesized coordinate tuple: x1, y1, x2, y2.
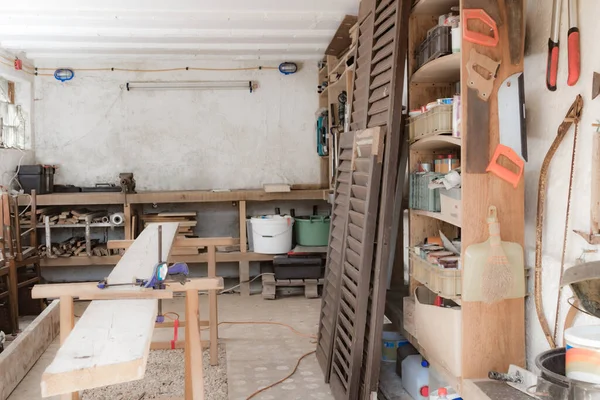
(238, 201, 250, 296)
(124, 203, 132, 240)
(59, 296, 79, 400)
(207, 245, 218, 366)
(30, 189, 37, 248)
(185, 289, 204, 400)
(7, 259, 18, 332)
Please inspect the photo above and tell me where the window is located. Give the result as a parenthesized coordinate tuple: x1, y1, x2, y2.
(0, 77, 27, 149)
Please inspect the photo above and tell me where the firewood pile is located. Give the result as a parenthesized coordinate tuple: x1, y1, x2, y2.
(21, 207, 110, 226)
(38, 237, 119, 258)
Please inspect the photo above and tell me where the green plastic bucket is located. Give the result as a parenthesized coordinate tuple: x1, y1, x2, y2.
(294, 215, 331, 246)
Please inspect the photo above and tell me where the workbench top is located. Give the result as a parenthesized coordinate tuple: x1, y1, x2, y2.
(19, 188, 329, 206)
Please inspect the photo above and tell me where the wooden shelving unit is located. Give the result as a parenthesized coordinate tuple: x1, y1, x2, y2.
(405, 0, 526, 391)
(19, 189, 328, 295)
(317, 41, 356, 190)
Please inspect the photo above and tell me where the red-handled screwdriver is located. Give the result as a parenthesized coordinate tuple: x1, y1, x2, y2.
(546, 0, 562, 91)
(567, 0, 580, 86)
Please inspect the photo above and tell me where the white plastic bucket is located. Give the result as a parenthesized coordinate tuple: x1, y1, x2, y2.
(565, 325, 600, 384)
(251, 215, 294, 254)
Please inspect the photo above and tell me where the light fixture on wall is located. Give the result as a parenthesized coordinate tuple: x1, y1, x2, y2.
(125, 80, 257, 93)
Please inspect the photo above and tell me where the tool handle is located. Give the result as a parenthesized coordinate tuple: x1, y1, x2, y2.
(546, 39, 559, 91)
(486, 144, 525, 188)
(463, 9, 499, 47)
(168, 262, 189, 275)
(567, 28, 580, 86)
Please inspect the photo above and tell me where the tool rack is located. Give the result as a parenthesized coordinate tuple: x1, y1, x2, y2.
(386, 0, 526, 395)
(18, 189, 329, 296)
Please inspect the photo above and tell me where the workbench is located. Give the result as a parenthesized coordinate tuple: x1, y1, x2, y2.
(18, 189, 330, 296)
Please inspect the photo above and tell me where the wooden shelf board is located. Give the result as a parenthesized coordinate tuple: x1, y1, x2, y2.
(19, 192, 126, 206)
(40, 255, 122, 267)
(128, 189, 328, 204)
(411, 0, 459, 15)
(21, 189, 328, 206)
(23, 223, 117, 229)
(411, 209, 461, 228)
(411, 53, 461, 84)
(40, 252, 274, 267)
(410, 135, 461, 151)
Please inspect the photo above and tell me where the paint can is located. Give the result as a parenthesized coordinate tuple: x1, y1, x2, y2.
(565, 325, 600, 384)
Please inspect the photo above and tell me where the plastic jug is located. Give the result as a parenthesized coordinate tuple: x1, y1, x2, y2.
(401, 355, 429, 400)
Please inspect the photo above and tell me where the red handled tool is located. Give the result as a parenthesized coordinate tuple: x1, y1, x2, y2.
(463, 9, 499, 47)
(567, 0, 580, 86)
(547, 0, 580, 90)
(546, 0, 562, 91)
(486, 144, 525, 188)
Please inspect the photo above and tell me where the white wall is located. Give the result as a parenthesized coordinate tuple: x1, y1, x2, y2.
(33, 61, 320, 190)
(0, 50, 34, 189)
(524, 1, 600, 368)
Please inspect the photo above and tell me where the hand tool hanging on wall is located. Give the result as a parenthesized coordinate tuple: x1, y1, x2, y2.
(316, 110, 329, 156)
(465, 48, 501, 173)
(487, 72, 528, 187)
(534, 94, 583, 349)
(505, 0, 525, 64)
(462, 9, 499, 47)
(546, 0, 580, 90)
(552, 96, 582, 346)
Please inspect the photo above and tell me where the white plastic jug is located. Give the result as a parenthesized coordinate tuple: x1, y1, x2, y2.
(402, 355, 429, 400)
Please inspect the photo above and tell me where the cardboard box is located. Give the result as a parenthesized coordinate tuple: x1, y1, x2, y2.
(440, 187, 461, 226)
(414, 286, 462, 377)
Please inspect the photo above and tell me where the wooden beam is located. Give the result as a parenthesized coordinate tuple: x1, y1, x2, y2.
(239, 201, 250, 297)
(150, 339, 210, 350)
(185, 290, 205, 400)
(0, 300, 60, 400)
(39, 252, 274, 267)
(208, 245, 218, 366)
(41, 300, 158, 397)
(107, 237, 239, 250)
(32, 278, 224, 299)
(59, 296, 78, 400)
(126, 189, 328, 204)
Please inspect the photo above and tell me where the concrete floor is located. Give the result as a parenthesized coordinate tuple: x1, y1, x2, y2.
(7, 294, 333, 400)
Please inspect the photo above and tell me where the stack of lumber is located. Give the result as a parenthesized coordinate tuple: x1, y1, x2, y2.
(22, 208, 109, 226)
(141, 212, 197, 237)
(38, 238, 115, 257)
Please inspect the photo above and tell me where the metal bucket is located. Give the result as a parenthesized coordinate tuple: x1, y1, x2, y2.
(535, 348, 600, 399)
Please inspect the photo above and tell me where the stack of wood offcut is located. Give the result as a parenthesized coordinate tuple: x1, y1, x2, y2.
(22, 207, 109, 226)
(38, 238, 115, 257)
(141, 212, 197, 237)
(141, 212, 198, 255)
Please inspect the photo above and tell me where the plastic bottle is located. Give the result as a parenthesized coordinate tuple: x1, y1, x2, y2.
(401, 355, 429, 400)
(438, 387, 449, 400)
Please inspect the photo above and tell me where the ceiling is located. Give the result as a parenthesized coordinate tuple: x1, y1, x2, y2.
(0, 0, 359, 62)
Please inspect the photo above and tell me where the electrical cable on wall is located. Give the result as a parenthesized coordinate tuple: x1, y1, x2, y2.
(0, 54, 298, 77)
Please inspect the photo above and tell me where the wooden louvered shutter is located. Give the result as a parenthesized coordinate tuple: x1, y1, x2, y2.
(360, 0, 410, 398)
(316, 130, 356, 381)
(328, 127, 385, 400)
(350, 14, 375, 131)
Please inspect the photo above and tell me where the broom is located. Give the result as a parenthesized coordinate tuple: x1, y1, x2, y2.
(481, 206, 514, 303)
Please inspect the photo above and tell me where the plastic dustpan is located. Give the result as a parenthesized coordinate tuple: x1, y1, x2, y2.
(561, 261, 600, 318)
